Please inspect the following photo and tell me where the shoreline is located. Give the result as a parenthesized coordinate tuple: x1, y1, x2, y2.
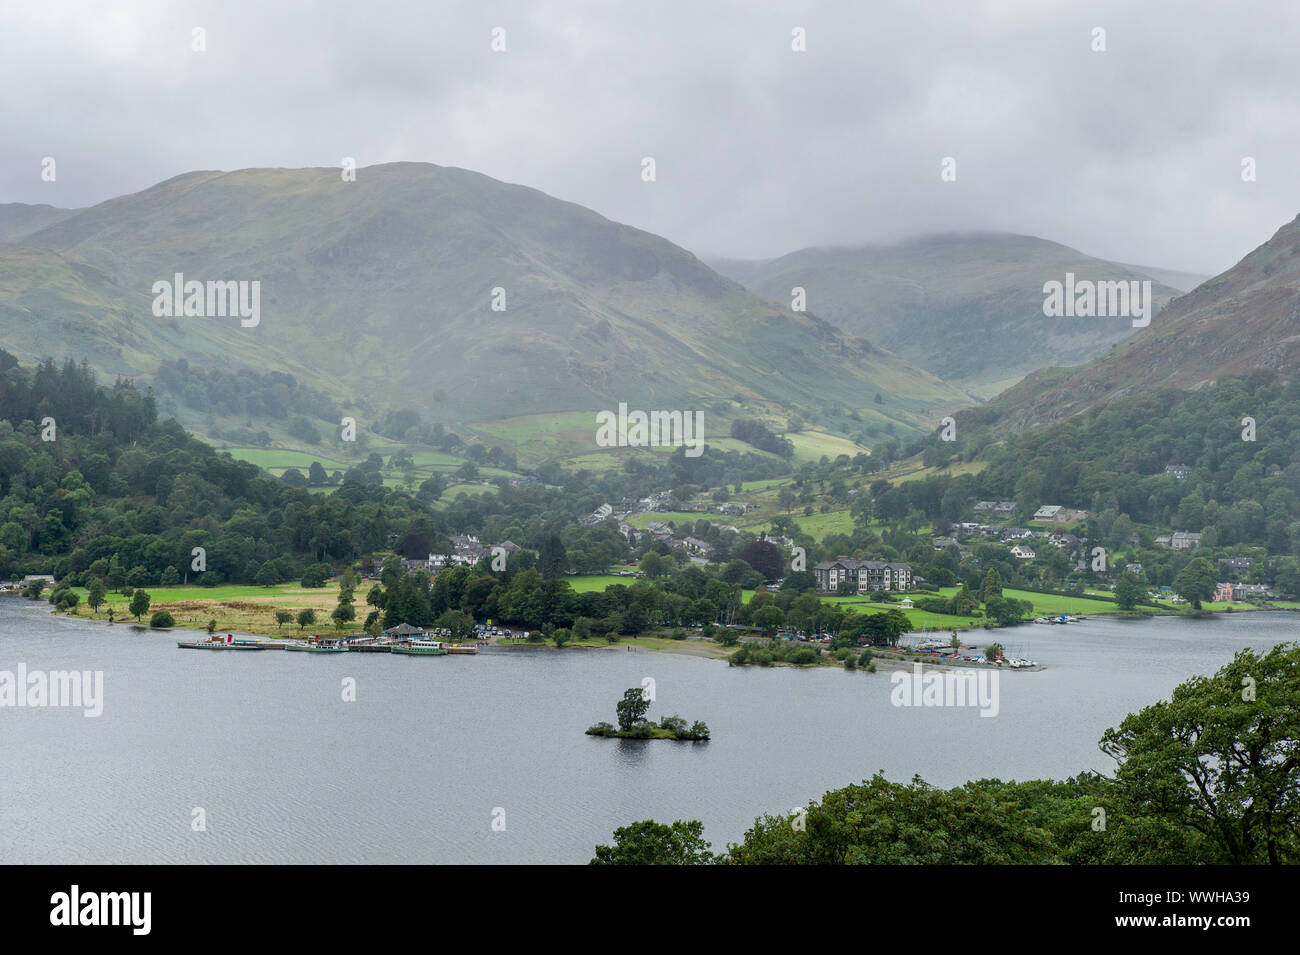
(13, 593, 1290, 670)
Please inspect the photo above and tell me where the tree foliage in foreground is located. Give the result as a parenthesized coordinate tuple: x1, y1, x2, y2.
(590, 820, 713, 865)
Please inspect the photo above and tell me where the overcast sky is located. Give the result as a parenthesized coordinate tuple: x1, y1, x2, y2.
(2, 0, 1298, 275)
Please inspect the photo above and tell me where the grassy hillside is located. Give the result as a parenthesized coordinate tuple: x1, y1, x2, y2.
(0, 202, 78, 241)
(1, 163, 968, 448)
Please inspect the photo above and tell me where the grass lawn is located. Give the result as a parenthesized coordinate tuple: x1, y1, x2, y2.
(61, 580, 362, 635)
(935, 586, 1120, 616)
(439, 482, 498, 502)
(824, 595, 982, 631)
(223, 447, 353, 471)
(784, 430, 870, 464)
(566, 574, 642, 592)
(787, 508, 855, 539)
(819, 585, 1153, 631)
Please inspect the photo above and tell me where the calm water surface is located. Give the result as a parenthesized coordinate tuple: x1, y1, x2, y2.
(1, 599, 1295, 863)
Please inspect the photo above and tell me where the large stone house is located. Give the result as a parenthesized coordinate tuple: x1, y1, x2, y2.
(813, 558, 912, 594)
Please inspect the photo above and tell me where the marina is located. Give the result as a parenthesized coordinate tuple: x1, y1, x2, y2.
(177, 628, 482, 658)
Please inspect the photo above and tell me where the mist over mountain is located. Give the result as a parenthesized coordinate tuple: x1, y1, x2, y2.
(977, 214, 1300, 431)
(710, 234, 1192, 398)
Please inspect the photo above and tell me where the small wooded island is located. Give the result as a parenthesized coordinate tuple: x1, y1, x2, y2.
(587, 688, 710, 741)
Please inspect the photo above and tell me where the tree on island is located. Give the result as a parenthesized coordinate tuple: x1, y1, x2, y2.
(128, 589, 151, 621)
(616, 687, 650, 731)
(592, 689, 709, 741)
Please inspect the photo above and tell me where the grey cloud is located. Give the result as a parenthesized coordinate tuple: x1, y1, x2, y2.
(1, 0, 1297, 275)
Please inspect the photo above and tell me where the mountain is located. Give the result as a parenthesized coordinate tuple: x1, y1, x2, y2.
(0, 164, 968, 443)
(1111, 263, 1207, 294)
(0, 202, 78, 242)
(709, 234, 1188, 397)
(974, 214, 1300, 431)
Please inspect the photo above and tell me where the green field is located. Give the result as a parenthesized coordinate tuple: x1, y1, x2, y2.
(59, 580, 357, 634)
(439, 482, 498, 502)
(936, 586, 1118, 616)
(566, 574, 642, 592)
(785, 508, 855, 539)
(785, 430, 871, 464)
(223, 447, 353, 471)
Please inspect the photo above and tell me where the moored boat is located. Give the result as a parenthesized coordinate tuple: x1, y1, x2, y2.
(177, 636, 230, 650)
(445, 644, 478, 655)
(392, 639, 449, 656)
(285, 638, 349, 653)
(229, 636, 272, 650)
(346, 641, 394, 652)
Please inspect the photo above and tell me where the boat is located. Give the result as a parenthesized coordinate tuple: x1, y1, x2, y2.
(285, 638, 349, 653)
(177, 636, 231, 650)
(232, 637, 287, 650)
(444, 644, 478, 655)
(391, 639, 449, 656)
(229, 636, 271, 650)
(345, 639, 394, 653)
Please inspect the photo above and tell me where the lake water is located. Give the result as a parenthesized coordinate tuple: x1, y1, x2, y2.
(1, 599, 1296, 864)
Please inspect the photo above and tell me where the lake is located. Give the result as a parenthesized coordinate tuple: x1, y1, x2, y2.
(1, 598, 1295, 863)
